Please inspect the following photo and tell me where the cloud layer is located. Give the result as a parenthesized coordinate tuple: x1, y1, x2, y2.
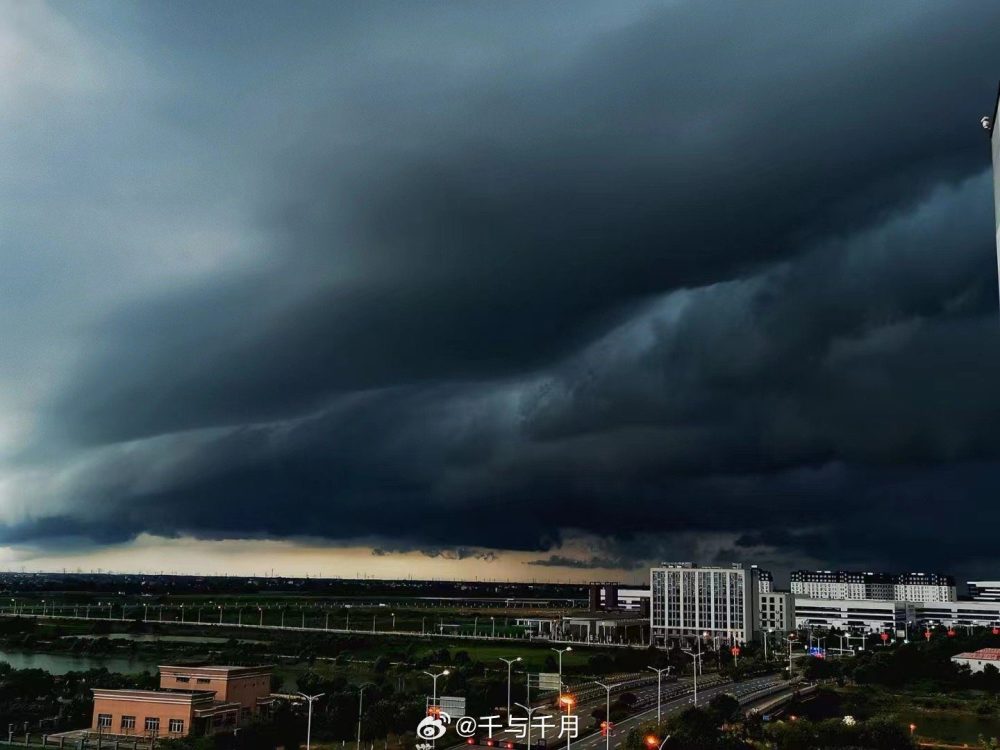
(3, 0, 1000, 580)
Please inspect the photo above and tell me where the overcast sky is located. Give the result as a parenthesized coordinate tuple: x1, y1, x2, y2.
(3, 1, 1000, 584)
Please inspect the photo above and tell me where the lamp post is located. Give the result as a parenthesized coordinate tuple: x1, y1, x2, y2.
(558, 695, 575, 750)
(551, 647, 572, 697)
(681, 649, 700, 707)
(595, 682, 615, 750)
(297, 692, 324, 750)
(647, 666, 672, 723)
(491, 616, 496, 638)
(783, 635, 796, 679)
(391, 612, 396, 631)
(514, 703, 541, 750)
(218, 606, 224, 625)
(499, 657, 522, 716)
(423, 671, 450, 748)
(356, 686, 367, 750)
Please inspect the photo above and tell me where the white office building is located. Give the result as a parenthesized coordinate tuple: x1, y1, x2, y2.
(759, 591, 795, 633)
(790, 570, 955, 603)
(650, 562, 760, 647)
(916, 601, 1000, 628)
(968, 582, 1000, 601)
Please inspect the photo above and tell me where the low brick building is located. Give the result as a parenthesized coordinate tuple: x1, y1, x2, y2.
(91, 665, 273, 738)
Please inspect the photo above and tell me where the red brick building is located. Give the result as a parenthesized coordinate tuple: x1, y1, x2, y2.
(91, 665, 273, 738)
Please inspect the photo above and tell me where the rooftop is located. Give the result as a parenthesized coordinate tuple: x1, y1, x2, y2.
(954, 648, 1000, 661)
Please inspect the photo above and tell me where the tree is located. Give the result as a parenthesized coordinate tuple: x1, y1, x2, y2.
(707, 693, 740, 725)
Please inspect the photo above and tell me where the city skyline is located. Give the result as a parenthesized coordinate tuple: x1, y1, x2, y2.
(4, 2, 1000, 582)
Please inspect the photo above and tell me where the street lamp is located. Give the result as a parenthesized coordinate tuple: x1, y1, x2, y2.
(423, 671, 449, 747)
(297, 692, 324, 750)
(499, 657, 522, 716)
(514, 703, 541, 750)
(647, 666, 672, 723)
(551, 647, 572, 697)
(594, 682, 616, 750)
(356, 686, 367, 750)
(681, 649, 700, 707)
(559, 695, 575, 750)
(491, 616, 496, 638)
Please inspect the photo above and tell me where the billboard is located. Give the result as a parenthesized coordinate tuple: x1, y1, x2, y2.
(536, 673, 561, 691)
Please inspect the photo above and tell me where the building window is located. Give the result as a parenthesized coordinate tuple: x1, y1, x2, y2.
(197, 678, 211, 684)
(121, 716, 136, 731)
(168, 720, 184, 734)
(145, 718, 160, 733)
(176, 676, 190, 683)
(97, 715, 112, 729)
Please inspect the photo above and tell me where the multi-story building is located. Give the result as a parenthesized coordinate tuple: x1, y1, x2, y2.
(893, 573, 956, 602)
(759, 591, 795, 633)
(650, 563, 760, 647)
(754, 567, 774, 594)
(92, 665, 273, 738)
(790, 570, 955, 603)
(915, 600, 1000, 629)
(967, 581, 1000, 601)
(794, 598, 914, 636)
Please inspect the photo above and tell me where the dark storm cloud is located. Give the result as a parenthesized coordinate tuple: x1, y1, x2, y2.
(52, 0, 1000, 442)
(11, 0, 1000, 579)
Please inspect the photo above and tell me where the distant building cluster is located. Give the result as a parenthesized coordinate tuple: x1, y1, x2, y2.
(608, 563, 1000, 648)
(790, 570, 956, 602)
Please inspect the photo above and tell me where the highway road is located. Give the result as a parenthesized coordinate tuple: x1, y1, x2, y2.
(457, 673, 787, 750)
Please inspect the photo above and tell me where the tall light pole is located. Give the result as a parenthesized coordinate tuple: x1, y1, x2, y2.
(647, 666, 671, 723)
(681, 649, 700, 707)
(783, 635, 796, 679)
(356, 686, 367, 750)
(499, 657, 522, 716)
(514, 703, 541, 750)
(423, 670, 450, 748)
(491, 616, 496, 638)
(297, 693, 324, 750)
(559, 695, 575, 750)
(595, 682, 615, 750)
(551, 647, 572, 697)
